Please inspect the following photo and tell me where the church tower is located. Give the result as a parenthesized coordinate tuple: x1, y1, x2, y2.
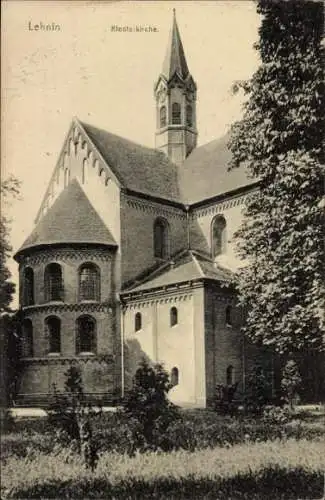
(154, 10, 198, 166)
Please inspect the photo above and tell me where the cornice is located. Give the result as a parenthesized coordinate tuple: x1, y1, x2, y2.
(22, 302, 115, 315)
(123, 193, 186, 219)
(21, 354, 114, 365)
(19, 247, 113, 266)
(122, 189, 186, 214)
(191, 189, 258, 219)
(121, 279, 203, 303)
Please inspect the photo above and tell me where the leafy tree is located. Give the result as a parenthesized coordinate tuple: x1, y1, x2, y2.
(123, 358, 180, 451)
(1, 176, 21, 407)
(281, 359, 302, 409)
(228, 0, 325, 355)
(0, 175, 20, 314)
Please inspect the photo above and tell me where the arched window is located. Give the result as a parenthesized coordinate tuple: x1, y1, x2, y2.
(211, 215, 227, 258)
(170, 307, 178, 327)
(160, 106, 167, 128)
(44, 263, 63, 302)
(171, 367, 179, 386)
(76, 315, 96, 354)
(172, 102, 181, 124)
(135, 312, 142, 332)
(23, 267, 34, 306)
(79, 263, 100, 302)
(46, 316, 61, 354)
(22, 319, 33, 357)
(186, 105, 193, 127)
(153, 218, 169, 259)
(226, 365, 234, 386)
(226, 305, 232, 326)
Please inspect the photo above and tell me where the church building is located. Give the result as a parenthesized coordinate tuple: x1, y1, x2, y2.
(14, 12, 262, 407)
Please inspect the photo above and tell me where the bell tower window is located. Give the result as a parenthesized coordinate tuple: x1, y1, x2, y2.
(172, 102, 181, 124)
(160, 106, 167, 128)
(186, 105, 193, 127)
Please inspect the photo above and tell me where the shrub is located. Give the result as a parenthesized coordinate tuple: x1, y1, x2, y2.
(244, 366, 273, 415)
(123, 359, 181, 451)
(281, 360, 302, 409)
(47, 365, 101, 470)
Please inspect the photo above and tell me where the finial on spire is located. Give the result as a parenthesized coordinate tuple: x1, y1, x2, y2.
(173, 8, 176, 17)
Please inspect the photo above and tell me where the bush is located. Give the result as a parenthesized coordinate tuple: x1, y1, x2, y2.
(281, 360, 302, 409)
(122, 359, 181, 452)
(46, 365, 101, 470)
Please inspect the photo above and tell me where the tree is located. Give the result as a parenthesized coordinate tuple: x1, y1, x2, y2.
(0, 175, 20, 314)
(123, 359, 180, 451)
(281, 359, 302, 409)
(1, 176, 21, 407)
(228, 1, 325, 355)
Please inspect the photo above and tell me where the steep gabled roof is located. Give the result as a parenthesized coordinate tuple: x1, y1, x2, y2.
(179, 134, 257, 205)
(15, 179, 116, 257)
(162, 10, 190, 81)
(121, 251, 232, 294)
(80, 121, 182, 204)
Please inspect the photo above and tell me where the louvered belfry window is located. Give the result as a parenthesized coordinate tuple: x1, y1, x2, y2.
(160, 106, 167, 128)
(172, 102, 181, 124)
(79, 264, 100, 301)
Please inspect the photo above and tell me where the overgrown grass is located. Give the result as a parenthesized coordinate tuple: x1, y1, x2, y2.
(2, 438, 324, 499)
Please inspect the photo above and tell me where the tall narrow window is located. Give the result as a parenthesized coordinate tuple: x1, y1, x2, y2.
(44, 263, 63, 302)
(226, 305, 232, 326)
(82, 158, 88, 184)
(153, 218, 169, 259)
(186, 105, 193, 127)
(172, 102, 181, 124)
(23, 267, 34, 306)
(76, 315, 96, 354)
(160, 106, 166, 128)
(22, 319, 33, 357)
(226, 365, 234, 386)
(211, 215, 227, 258)
(79, 263, 100, 302)
(170, 307, 178, 327)
(171, 367, 179, 386)
(135, 312, 142, 332)
(46, 316, 61, 354)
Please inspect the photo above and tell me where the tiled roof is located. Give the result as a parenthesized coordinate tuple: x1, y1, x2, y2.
(80, 122, 182, 203)
(122, 251, 232, 294)
(15, 179, 116, 256)
(179, 134, 256, 205)
(162, 11, 189, 81)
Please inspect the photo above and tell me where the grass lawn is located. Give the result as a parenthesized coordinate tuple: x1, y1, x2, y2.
(1, 409, 325, 499)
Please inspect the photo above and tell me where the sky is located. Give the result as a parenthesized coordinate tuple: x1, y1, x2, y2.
(2, 0, 260, 304)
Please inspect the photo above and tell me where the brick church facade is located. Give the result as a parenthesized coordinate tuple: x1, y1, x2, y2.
(14, 12, 313, 407)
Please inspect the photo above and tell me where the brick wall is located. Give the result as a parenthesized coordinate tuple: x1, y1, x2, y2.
(17, 245, 118, 401)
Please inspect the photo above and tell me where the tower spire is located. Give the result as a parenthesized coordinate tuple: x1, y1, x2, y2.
(154, 11, 198, 166)
(162, 9, 189, 81)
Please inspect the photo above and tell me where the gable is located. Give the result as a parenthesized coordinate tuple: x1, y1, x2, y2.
(35, 118, 122, 224)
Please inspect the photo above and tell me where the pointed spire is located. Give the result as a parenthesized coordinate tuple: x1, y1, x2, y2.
(162, 9, 189, 80)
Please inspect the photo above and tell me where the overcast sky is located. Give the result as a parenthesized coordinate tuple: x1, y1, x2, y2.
(2, 0, 260, 303)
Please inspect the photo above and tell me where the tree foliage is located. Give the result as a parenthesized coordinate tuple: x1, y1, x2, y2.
(228, 0, 325, 354)
(123, 359, 180, 450)
(0, 175, 20, 314)
(281, 359, 302, 409)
